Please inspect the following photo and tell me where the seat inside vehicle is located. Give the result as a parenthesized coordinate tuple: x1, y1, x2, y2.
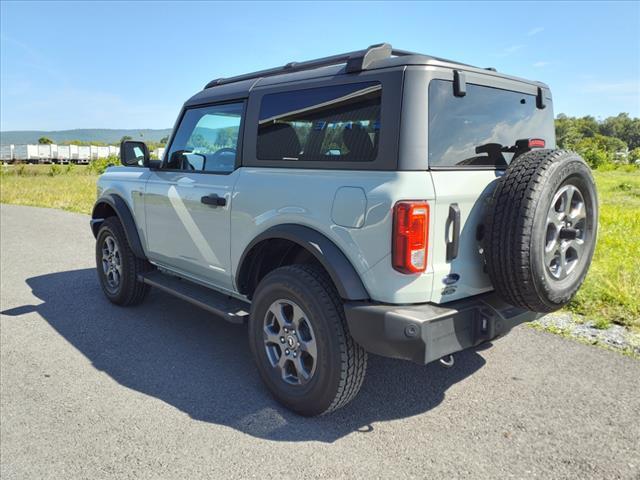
(256, 123, 302, 160)
(342, 123, 375, 161)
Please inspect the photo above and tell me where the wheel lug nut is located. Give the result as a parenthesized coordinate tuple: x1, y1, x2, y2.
(293, 352, 297, 358)
(285, 349, 290, 355)
(280, 337, 285, 343)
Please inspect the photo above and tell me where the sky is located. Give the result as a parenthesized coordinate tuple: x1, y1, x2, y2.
(1, 0, 639, 131)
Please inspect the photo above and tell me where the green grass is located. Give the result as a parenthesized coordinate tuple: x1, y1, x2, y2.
(1, 164, 639, 331)
(566, 170, 640, 331)
(0, 164, 98, 214)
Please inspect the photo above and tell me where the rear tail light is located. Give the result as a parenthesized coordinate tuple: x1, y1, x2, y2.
(393, 201, 429, 274)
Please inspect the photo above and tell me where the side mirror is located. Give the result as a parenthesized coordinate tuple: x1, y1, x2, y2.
(120, 140, 150, 167)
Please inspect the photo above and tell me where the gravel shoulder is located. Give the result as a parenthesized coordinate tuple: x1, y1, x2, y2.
(1, 204, 639, 479)
(532, 313, 640, 358)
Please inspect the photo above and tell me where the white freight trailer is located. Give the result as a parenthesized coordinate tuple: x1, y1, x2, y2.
(14, 145, 39, 162)
(97, 146, 110, 159)
(0, 144, 13, 162)
(56, 145, 71, 162)
(153, 147, 166, 160)
(13, 145, 25, 161)
(37, 144, 51, 162)
(69, 144, 79, 162)
(78, 146, 91, 163)
(2, 143, 127, 163)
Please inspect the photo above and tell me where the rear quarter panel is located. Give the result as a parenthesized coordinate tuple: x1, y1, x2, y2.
(231, 168, 437, 304)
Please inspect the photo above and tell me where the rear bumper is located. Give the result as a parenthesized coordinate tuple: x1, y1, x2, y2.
(344, 292, 541, 365)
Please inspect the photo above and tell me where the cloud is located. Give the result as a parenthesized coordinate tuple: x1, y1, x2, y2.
(533, 61, 550, 68)
(495, 44, 525, 57)
(527, 27, 545, 36)
(505, 44, 524, 54)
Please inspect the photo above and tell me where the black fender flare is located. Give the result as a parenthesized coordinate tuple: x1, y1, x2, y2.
(236, 224, 369, 301)
(91, 194, 146, 259)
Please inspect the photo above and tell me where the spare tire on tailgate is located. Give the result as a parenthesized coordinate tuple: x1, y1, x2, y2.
(484, 149, 598, 312)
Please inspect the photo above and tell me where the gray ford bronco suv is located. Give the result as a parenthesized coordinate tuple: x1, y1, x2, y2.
(91, 43, 598, 416)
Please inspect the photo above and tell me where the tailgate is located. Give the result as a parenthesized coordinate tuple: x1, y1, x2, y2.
(429, 170, 499, 303)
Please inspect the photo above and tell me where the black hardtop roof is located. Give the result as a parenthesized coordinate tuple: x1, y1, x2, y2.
(185, 43, 547, 107)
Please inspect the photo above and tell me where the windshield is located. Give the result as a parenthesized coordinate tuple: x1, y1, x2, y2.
(428, 79, 555, 168)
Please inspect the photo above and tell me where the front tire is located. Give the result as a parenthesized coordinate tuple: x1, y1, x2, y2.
(248, 265, 367, 416)
(95, 217, 152, 306)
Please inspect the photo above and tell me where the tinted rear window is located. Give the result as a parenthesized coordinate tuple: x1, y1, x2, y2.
(257, 82, 381, 162)
(428, 80, 554, 168)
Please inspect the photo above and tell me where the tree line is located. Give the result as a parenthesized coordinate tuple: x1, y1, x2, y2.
(555, 113, 639, 168)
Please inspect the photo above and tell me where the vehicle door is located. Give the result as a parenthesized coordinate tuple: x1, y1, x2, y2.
(144, 101, 245, 292)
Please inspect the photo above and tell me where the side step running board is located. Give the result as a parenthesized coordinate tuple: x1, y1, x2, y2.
(138, 271, 250, 324)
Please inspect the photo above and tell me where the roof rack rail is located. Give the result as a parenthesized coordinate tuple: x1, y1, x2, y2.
(205, 43, 414, 89)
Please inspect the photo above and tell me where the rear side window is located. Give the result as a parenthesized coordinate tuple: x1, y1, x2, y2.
(428, 80, 554, 168)
(257, 82, 381, 162)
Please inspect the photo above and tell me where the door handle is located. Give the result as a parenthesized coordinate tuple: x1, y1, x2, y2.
(201, 194, 226, 207)
(446, 203, 461, 262)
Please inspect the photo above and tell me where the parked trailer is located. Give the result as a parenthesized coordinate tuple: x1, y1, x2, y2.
(14, 145, 39, 163)
(36, 144, 52, 163)
(2, 143, 123, 164)
(97, 146, 110, 159)
(0, 144, 13, 162)
(78, 146, 91, 164)
(152, 147, 166, 160)
(69, 144, 79, 162)
(56, 145, 71, 163)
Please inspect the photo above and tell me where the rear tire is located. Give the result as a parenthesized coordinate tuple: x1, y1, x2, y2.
(484, 149, 598, 312)
(95, 217, 152, 306)
(248, 264, 367, 416)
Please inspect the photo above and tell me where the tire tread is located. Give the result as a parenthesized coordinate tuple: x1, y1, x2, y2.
(252, 264, 367, 415)
(484, 149, 593, 312)
(97, 217, 152, 306)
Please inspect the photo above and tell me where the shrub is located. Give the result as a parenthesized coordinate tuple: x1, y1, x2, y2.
(48, 164, 62, 176)
(88, 155, 118, 175)
(573, 134, 628, 169)
(575, 138, 610, 168)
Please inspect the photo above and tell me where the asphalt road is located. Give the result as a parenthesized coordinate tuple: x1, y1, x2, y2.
(1, 204, 639, 479)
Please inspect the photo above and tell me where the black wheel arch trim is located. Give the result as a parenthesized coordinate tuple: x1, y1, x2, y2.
(91, 194, 147, 260)
(236, 224, 369, 301)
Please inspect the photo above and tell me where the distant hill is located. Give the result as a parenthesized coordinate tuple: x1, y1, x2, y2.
(0, 128, 172, 145)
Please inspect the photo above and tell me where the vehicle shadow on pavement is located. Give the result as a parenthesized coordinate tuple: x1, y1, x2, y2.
(5, 268, 488, 443)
